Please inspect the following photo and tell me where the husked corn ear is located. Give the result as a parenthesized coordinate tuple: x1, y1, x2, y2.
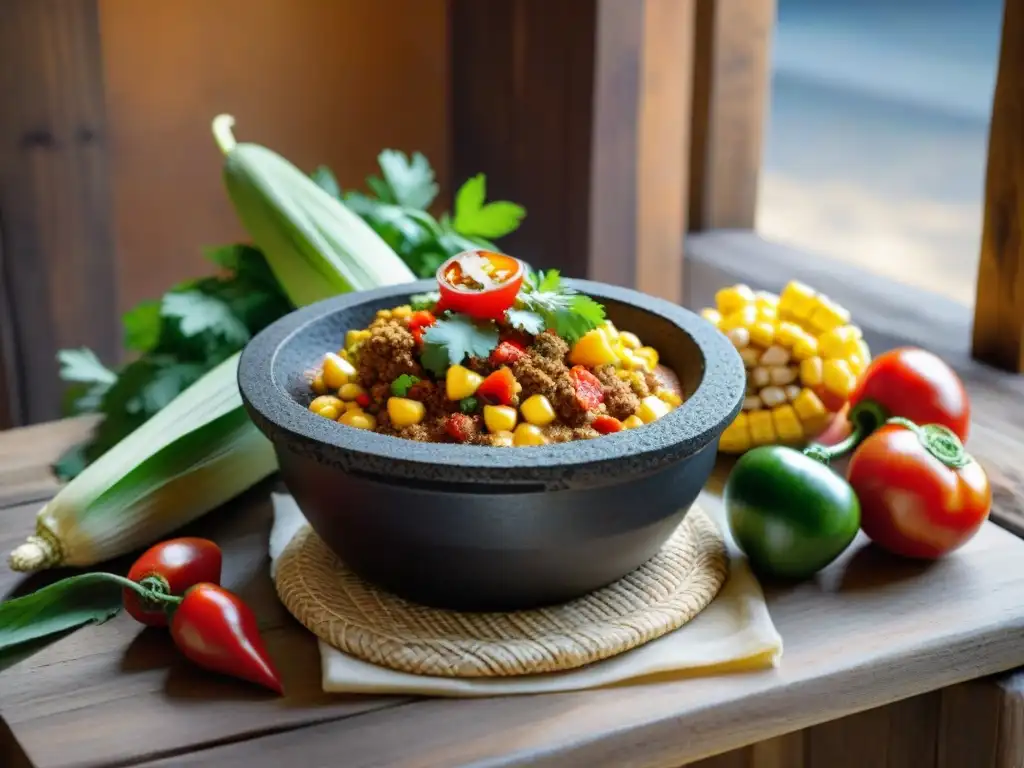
(703, 279, 871, 454)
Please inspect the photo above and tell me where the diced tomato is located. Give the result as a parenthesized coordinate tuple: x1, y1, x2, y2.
(407, 311, 436, 332)
(411, 327, 426, 346)
(355, 393, 371, 408)
(445, 412, 476, 442)
(490, 340, 526, 366)
(476, 368, 517, 405)
(569, 366, 605, 411)
(592, 415, 624, 434)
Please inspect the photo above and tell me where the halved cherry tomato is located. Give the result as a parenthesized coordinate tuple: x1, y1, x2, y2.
(846, 420, 991, 560)
(476, 368, 517, 405)
(592, 415, 624, 434)
(434, 250, 525, 321)
(569, 366, 605, 411)
(123, 538, 222, 627)
(490, 340, 526, 366)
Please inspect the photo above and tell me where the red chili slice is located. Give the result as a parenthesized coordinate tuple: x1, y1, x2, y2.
(434, 250, 525, 321)
(490, 340, 527, 366)
(569, 366, 605, 411)
(476, 368, 517, 406)
(592, 415, 624, 434)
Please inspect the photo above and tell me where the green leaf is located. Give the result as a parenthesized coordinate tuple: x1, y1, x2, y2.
(410, 291, 440, 311)
(58, 348, 117, 385)
(538, 269, 562, 293)
(420, 342, 451, 378)
(310, 166, 341, 199)
(122, 299, 162, 353)
(506, 308, 545, 335)
(421, 314, 500, 376)
(0, 573, 123, 656)
(366, 174, 396, 203)
(390, 374, 420, 398)
(378, 150, 438, 209)
(452, 174, 526, 238)
(516, 277, 606, 343)
(162, 291, 251, 346)
(459, 396, 479, 414)
(52, 442, 89, 481)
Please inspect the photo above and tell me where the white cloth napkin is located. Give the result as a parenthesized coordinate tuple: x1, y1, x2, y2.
(269, 493, 783, 697)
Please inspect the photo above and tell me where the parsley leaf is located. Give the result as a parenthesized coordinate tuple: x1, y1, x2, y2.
(58, 348, 117, 386)
(122, 300, 162, 353)
(421, 315, 499, 376)
(505, 308, 546, 335)
(376, 150, 439, 210)
(452, 174, 526, 239)
(391, 374, 420, 398)
(162, 291, 251, 346)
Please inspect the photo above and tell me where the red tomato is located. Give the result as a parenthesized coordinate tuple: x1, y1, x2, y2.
(476, 368, 517, 405)
(490, 340, 526, 366)
(849, 348, 970, 442)
(445, 412, 476, 442)
(846, 422, 991, 559)
(592, 415, 624, 434)
(569, 366, 605, 411)
(407, 310, 436, 332)
(124, 538, 222, 627)
(434, 250, 525, 321)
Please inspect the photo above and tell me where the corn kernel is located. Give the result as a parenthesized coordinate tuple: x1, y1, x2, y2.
(809, 298, 851, 333)
(513, 423, 548, 446)
(719, 414, 751, 453)
(749, 321, 775, 348)
(818, 326, 856, 358)
(387, 397, 426, 428)
(719, 306, 758, 332)
(756, 305, 778, 323)
(656, 389, 682, 408)
(322, 352, 357, 390)
(620, 350, 647, 370)
(311, 373, 327, 395)
(339, 410, 376, 430)
(602, 321, 620, 340)
(715, 284, 756, 315)
(622, 415, 644, 429)
(754, 291, 779, 312)
(491, 430, 515, 447)
(847, 353, 868, 376)
(701, 308, 723, 328)
(748, 410, 776, 445)
(776, 322, 804, 348)
(339, 382, 367, 401)
(346, 329, 371, 349)
(392, 305, 412, 319)
(779, 281, 817, 320)
(822, 359, 857, 399)
(772, 405, 805, 443)
(800, 357, 824, 387)
(344, 401, 363, 413)
(446, 365, 484, 401)
(637, 395, 671, 423)
(309, 395, 343, 420)
(569, 328, 620, 367)
(792, 388, 827, 422)
(619, 331, 641, 350)
(521, 394, 557, 426)
(376, 309, 393, 320)
(615, 369, 632, 380)
(792, 333, 820, 361)
(635, 346, 659, 370)
(484, 404, 518, 433)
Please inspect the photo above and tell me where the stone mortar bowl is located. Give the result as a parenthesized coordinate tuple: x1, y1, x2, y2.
(238, 279, 745, 612)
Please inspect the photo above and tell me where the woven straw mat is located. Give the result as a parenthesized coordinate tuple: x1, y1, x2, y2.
(274, 506, 728, 677)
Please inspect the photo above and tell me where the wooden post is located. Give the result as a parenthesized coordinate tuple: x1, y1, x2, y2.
(0, 234, 21, 430)
(447, 0, 694, 303)
(688, 0, 776, 231)
(972, 0, 1024, 372)
(0, 0, 118, 425)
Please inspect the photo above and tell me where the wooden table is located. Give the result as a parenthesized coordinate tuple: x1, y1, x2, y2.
(3, 416, 1024, 767)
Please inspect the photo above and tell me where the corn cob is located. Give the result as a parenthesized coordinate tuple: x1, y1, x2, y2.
(701, 281, 870, 454)
(8, 116, 417, 572)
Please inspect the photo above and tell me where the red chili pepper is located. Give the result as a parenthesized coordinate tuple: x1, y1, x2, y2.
(592, 415, 624, 434)
(476, 368, 517, 405)
(434, 250, 525, 321)
(490, 340, 527, 366)
(355, 393, 372, 408)
(569, 366, 605, 411)
(445, 412, 476, 442)
(123, 538, 222, 628)
(169, 583, 283, 695)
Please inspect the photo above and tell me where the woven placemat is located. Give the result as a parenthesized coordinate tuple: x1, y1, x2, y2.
(274, 506, 728, 678)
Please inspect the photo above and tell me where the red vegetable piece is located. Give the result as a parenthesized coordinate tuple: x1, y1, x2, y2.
(490, 340, 526, 366)
(592, 415, 624, 434)
(411, 327, 426, 346)
(445, 412, 476, 442)
(476, 368, 517, 405)
(123, 538, 222, 628)
(407, 310, 436, 332)
(569, 366, 605, 411)
(434, 250, 525, 321)
(355, 393, 371, 408)
(170, 583, 284, 695)
(846, 420, 991, 560)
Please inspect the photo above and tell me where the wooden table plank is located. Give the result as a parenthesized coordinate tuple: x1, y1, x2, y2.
(0, 417, 96, 509)
(126, 488, 1024, 768)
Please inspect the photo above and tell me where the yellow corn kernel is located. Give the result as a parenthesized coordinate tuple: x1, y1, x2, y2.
(715, 284, 756, 315)
(748, 410, 776, 445)
(818, 326, 856, 358)
(749, 321, 775, 348)
(615, 368, 632, 380)
(520, 394, 556, 427)
(338, 349, 351, 362)
(771, 405, 804, 443)
(569, 328, 619, 367)
(619, 331, 641, 350)
(345, 329, 371, 348)
(809, 298, 851, 333)
(779, 281, 817, 320)
(637, 395, 671, 423)
(376, 309, 393, 320)
(719, 306, 758, 332)
(800, 356, 824, 387)
(339, 409, 376, 430)
(484, 404, 518, 433)
(792, 388, 827, 422)
(756, 305, 778, 323)
(620, 350, 647, 371)
(446, 365, 484, 401)
(719, 414, 751, 453)
(775, 322, 804, 348)
(513, 423, 548, 446)
(622, 414, 644, 429)
(339, 382, 367, 401)
(344, 401, 363, 413)
(491, 430, 515, 447)
(602, 321, 620, 340)
(309, 395, 343, 420)
(791, 333, 820, 361)
(701, 308, 723, 328)
(655, 389, 682, 408)
(322, 352, 357, 390)
(392, 305, 412, 319)
(387, 397, 426, 428)
(822, 359, 857, 399)
(754, 291, 779, 312)
(311, 373, 327, 395)
(634, 346, 659, 370)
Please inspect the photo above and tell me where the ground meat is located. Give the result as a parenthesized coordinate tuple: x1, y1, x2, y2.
(356, 320, 422, 388)
(512, 357, 558, 400)
(546, 424, 600, 444)
(465, 355, 492, 375)
(551, 378, 590, 427)
(594, 365, 640, 420)
(531, 331, 570, 363)
(628, 371, 652, 399)
(644, 370, 661, 395)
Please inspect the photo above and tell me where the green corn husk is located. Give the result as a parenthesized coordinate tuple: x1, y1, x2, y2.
(8, 115, 416, 572)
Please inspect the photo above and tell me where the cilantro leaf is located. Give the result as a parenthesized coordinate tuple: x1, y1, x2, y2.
(162, 291, 251, 346)
(516, 280, 606, 343)
(377, 150, 439, 210)
(421, 315, 499, 376)
(538, 269, 562, 293)
(310, 166, 341, 199)
(58, 348, 116, 385)
(554, 295, 606, 342)
(505, 308, 545, 335)
(452, 174, 526, 238)
(391, 374, 420, 398)
(410, 291, 440, 311)
(459, 397, 479, 414)
(122, 299, 161, 353)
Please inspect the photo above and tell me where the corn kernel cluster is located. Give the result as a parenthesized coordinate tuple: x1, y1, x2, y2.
(701, 281, 870, 454)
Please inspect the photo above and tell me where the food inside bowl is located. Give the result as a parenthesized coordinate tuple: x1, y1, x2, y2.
(304, 250, 684, 446)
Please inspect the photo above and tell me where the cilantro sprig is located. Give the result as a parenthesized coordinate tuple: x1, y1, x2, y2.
(513, 268, 605, 342)
(420, 315, 500, 377)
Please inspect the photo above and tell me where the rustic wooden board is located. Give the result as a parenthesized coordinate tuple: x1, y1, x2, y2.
(0, 417, 97, 509)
